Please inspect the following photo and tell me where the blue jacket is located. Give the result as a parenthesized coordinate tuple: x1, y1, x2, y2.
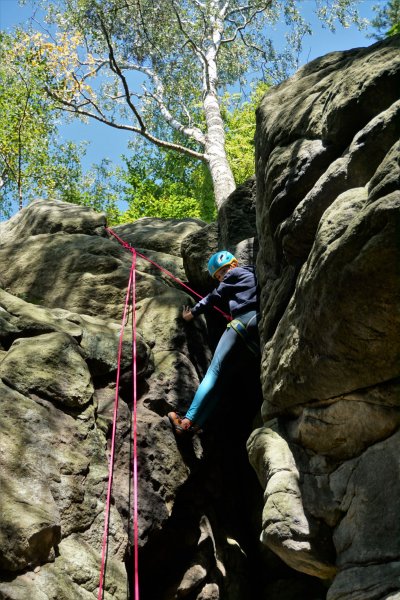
(191, 266, 259, 319)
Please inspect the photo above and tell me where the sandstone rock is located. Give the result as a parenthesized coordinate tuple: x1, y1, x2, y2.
(0, 287, 83, 339)
(260, 189, 400, 416)
(368, 139, 400, 203)
(196, 583, 220, 599)
(326, 431, 400, 599)
(0, 382, 113, 573)
(0, 288, 151, 378)
(136, 247, 188, 283)
(113, 216, 206, 257)
(0, 332, 93, 407)
(0, 231, 171, 319)
(218, 177, 258, 256)
(327, 563, 400, 600)
(278, 100, 400, 264)
(181, 222, 219, 291)
(0, 199, 106, 243)
(287, 391, 400, 461)
(177, 564, 208, 597)
(0, 533, 127, 600)
(247, 424, 336, 579)
(331, 430, 400, 569)
(256, 36, 400, 155)
(255, 36, 400, 358)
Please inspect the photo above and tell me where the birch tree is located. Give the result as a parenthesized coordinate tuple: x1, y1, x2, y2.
(36, 0, 365, 211)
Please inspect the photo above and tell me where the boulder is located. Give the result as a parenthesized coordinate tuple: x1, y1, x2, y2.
(0, 332, 93, 407)
(0, 381, 125, 577)
(251, 34, 400, 598)
(0, 287, 150, 377)
(181, 222, 219, 292)
(327, 431, 400, 600)
(0, 199, 106, 242)
(0, 231, 171, 319)
(260, 189, 400, 416)
(247, 424, 336, 579)
(113, 216, 206, 257)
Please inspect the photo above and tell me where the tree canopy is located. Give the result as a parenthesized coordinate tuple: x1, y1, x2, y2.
(29, 0, 366, 212)
(0, 29, 58, 214)
(0, 28, 121, 221)
(116, 81, 268, 223)
(370, 0, 400, 39)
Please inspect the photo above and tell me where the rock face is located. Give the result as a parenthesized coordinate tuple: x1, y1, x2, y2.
(0, 200, 267, 600)
(0, 34, 399, 600)
(249, 34, 400, 600)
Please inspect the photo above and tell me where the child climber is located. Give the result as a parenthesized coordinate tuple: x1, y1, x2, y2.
(168, 250, 260, 435)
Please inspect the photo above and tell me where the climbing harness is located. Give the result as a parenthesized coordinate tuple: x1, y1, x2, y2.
(227, 313, 260, 357)
(97, 227, 232, 599)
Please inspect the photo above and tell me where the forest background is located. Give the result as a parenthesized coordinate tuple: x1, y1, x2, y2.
(0, 0, 399, 223)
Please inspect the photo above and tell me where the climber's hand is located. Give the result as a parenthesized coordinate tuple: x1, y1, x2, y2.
(182, 306, 194, 321)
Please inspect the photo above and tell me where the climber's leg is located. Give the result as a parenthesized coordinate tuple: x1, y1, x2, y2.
(185, 325, 240, 427)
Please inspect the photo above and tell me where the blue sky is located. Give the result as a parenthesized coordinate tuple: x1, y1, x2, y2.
(0, 0, 381, 171)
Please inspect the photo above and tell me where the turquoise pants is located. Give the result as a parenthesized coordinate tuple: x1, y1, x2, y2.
(185, 310, 259, 427)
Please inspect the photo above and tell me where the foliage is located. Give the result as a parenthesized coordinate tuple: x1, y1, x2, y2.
(223, 82, 270, 185)
(0, 29, 121, 222)
(116, 144, 214, 223)
(51, 152, 122, 223)
(28, 0, 366, 210)
(116, 82, 268, 223)
(369, 0, 400, 39)
(0, 29, 57, 213)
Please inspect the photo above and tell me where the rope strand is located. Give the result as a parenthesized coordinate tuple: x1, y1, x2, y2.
(98, 224, 232, 598)
(97, 251, 139, 600)
(131, 250, 140, 600)
(105, 227, 231, 321)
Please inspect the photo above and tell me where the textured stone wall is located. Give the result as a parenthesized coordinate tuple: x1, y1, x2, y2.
(0, 201, 268, 600)
(249, 34, 400, 600)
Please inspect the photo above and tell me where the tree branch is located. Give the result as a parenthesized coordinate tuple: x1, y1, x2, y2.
(144, 86, 206, 145)
(0, 150, 18, 183)
(0, 168, 8, 189)
(225, 2, 273, 19)
(98, 15, 147, 131)
(222, 7, 266, 44)
(79, 59, 108, 82)
(47, 89, 206, 161)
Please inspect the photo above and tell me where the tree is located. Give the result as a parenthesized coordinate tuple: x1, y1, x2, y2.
(0, 30, 57, 212)
(33, 0, 365, 212)
(0, 29, 122, 221)
(370, 0, 400, 39)
(116, 81, 268, 223)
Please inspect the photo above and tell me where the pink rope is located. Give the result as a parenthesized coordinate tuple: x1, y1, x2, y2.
(105, 227, 231, 321)
(130, 250, 140, 600)
(97, 251, 139, 600)
(98, 223, 233, 597)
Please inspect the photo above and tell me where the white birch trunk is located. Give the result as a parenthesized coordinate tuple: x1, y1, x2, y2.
(203, 90, 236, 211)
(202, 9, 236, 211)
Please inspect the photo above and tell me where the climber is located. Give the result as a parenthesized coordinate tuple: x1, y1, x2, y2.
(168, 250, 260, 436)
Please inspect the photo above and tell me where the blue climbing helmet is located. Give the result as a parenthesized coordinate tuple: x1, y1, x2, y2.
(207, 250, 237, 279)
